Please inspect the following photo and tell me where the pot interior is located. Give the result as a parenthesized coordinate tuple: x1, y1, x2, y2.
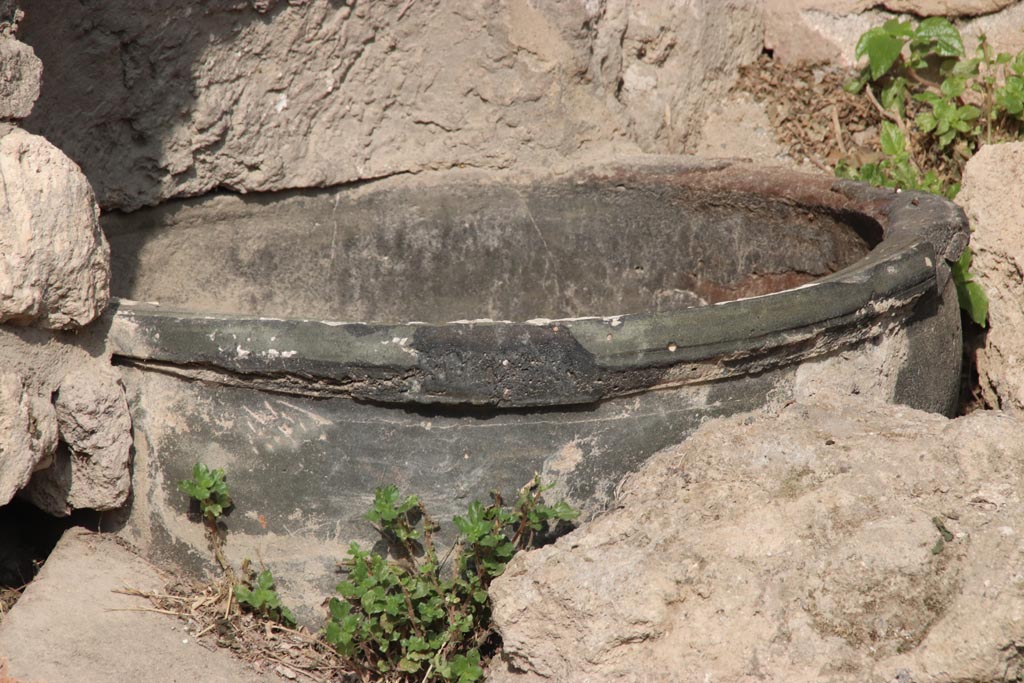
(103, 173, 882, 323)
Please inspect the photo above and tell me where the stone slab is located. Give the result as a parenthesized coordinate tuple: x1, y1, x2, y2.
(0, 528, 284, 683)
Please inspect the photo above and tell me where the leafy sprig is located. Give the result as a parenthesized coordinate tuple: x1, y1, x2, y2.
(837, 16, 1013, 327)
(325, 476, 578, 683)
(234, 569, 297, 628)
(178, 463, 232, 521)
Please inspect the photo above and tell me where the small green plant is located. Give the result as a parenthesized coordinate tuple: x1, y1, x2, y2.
(836, 120, 948, 195)
(234, 568, 297, 628)
(837, 16, 1017, 327)
(324, 476, 579, 683)
(177, 464, 298, 630)
(178, 463, 232, 521)
(178, 463, 234, 571)
(952, 246, 989, 331)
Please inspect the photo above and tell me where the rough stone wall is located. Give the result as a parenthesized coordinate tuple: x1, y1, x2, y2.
(0, 29, 132, 515)
(17, 0, 764, 211)
(16, 1, 1024, 212)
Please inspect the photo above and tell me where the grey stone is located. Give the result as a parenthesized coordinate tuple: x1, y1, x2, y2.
(0, 38, 39, 118)
(489, 394, 1024, 683)
(882, 0, 1017, 16)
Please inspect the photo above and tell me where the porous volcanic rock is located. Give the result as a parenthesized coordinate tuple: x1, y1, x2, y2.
(957, 141, 1024, 413)
(0, 127, 110, 329)
(490, 394, 1024, 683)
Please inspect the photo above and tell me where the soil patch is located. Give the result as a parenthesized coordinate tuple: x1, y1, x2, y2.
(736, 54, 884, 171)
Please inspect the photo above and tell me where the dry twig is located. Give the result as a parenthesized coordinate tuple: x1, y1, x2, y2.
(120, 577, 351, 682)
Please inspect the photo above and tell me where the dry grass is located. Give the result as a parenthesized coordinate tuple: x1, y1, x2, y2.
(0, 585, 25, 622)
(737, 54, 884, 170)
(121, 575, 353, 682)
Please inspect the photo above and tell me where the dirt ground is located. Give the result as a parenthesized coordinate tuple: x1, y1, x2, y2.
(735, 54, 884, 171)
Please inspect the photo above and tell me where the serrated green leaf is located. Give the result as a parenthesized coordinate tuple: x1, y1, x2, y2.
(880, 78, 908, 112)
(324, 620, 343, 644)
(952, 56, 982, 76)
(448, 650, 484, 683)
(959, 280, 989, 326)
(397, 657, 424, 673)
(882, 18, 915, 39)
(256, 570, 274, 590)
(328, 597, 350, 620)
(952, 247, 989, 326)
(997, 76, 1024, 115)
(278, 606, 296, 627)
(958, 104, 982, 121)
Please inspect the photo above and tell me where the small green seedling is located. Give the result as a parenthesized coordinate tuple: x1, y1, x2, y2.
(235, 569, 297, 628)
(178, 463, 234, 572)
(178, 463, 232, 521)
(952, 247, 989, 327)
(324, 476, 578, 683)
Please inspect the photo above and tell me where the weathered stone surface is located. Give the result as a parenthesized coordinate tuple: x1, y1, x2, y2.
(0, 127, 110, 329)
(18, 0, 762, 211)
(957, 142, 1024, 413)
(695, 93, 796, 164)
(0, 371, 57, 506)
(23, 366, 133, 515)
(0, 38, 40, 119)
(490, 394, 1024, 683)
